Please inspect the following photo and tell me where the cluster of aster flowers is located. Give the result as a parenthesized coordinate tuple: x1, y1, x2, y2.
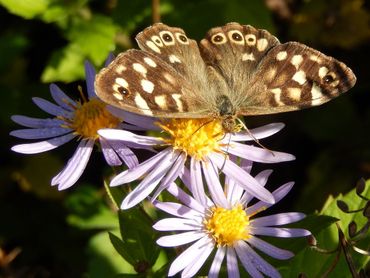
(11, 60, 310, 277)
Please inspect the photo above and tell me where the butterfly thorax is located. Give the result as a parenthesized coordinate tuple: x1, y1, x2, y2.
(215, 94, 240, 133)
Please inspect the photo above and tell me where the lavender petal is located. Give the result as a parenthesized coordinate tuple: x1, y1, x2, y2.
(251, 212, 306, 227)
(182, 240, 214, 277)
(100, 138, 138, 168)
(153, 218, 202, 231)
(224, 142, 295, 163)
(202, 158, 229, 208)
(98, 128, 162, 146)
(49, 84, 76, 111)
(230, 123, 285, 142)
(107, 106, 159, 130)
(10, 127, 72, 139)
(156, 231, 204, 247)
(247, 182, 294, 215)
(240, 169, 273, 205)
(151, 152, 186, 200)
(153, 201, 202, 220)
(226, 246, 240, 278)
(110, 148, 172, 187)
(209, 247, 226, 278)
(247, 236, 294, 260)
(236, 241, 281, 278)
(210, 153, 275, 204)
(32, 97, 72, 118)
(165, 183, 206, 214)
(52, 139, 94, 190)
(168, 236, 213, 277)
(11, 115, 64, 128)
(84, 60, 97, 98)
(11, 133, 76, 154)
(190, 158, 208, 207)
(250, 227, 311, 238)
(120, 157, 173, 209)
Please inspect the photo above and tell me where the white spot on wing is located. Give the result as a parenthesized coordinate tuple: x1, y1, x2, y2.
(115, 65, 127, 73)
(146, 41, 161, 53)
(144, 57, 157, 67)
(141, 79, 154, 94)
(113, 91, 124, 100)
(115, 77, 128, 88)
(291, 55, 303, 69)
(318, 66, 329, 79)
(242, 53, 255, 61)
(169, 54, 181, 63)
(287, 88, 301, 101)
(311, 82, 324, 106)
(154, 95, 168, 109)
(292, 70, 307, 85)
(133, 63, 147, 77)
(171, 94, 183, 112)
(134, 93, 153, 116)
(276, 51, 287, 61)
(270, 88, 284, 106)
(256, 38, 268, 51)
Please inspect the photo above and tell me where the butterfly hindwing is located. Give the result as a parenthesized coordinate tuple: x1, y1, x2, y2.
(239, 42, 357, 115)
(199, 23, 280, 90)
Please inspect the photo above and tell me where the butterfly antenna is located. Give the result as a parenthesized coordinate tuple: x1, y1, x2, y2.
(236, 117, 275, 155)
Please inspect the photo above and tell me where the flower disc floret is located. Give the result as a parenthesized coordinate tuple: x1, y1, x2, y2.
(205, 204, 250, 246)
(70, 98, 120, 139)
(158, 118, 224, 160)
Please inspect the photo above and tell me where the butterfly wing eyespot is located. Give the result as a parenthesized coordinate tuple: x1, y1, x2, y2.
(228, 30, 244, 45)
(151, 35, 163, 46)
(159, 31, 175, 46)
(211, 33, 227, 44)
(175, 33, 189, 44)
(245, 34, 257, 45)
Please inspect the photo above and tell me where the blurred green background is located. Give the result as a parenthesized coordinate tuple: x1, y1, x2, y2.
(1, 0, 370, 277)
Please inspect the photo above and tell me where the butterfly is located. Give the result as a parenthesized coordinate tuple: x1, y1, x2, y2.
(95, 22, 356, 132)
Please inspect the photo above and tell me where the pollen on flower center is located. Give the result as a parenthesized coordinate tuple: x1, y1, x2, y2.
(204, 204, 250, 246)
(157, 118, 225, 160)
(69, 98, 120, 139)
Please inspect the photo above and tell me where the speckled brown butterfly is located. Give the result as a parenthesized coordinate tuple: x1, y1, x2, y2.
(95, 22, 356, 132)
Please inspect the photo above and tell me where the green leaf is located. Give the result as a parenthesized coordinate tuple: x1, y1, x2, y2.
(282, 180, 370, 277)
(41, 43, 85, 83)
(110, 208, 160, 273)
(67, 15, 118, 65)
(42, 14, 117, 82)
(87, 231, 135, 278)
(65, 185, 118, 230)
(0, 0, 50, 19)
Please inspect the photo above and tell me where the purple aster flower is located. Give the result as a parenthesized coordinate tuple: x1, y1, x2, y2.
(98, 119, 295, 209)
(10, 60, 155, 190)
(153, 162, 311, 278)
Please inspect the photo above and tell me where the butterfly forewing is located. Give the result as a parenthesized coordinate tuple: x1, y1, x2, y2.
(135, 22, 211, 92)
(239, 42, 357, 115)
(95, 22, 356, 125)
(95, 49, 207, 118)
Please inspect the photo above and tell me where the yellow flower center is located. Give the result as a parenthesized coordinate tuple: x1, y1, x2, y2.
(68, 98, 121, 139)
(157, 118, 225, 160)
(204, 204, 250, 246)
